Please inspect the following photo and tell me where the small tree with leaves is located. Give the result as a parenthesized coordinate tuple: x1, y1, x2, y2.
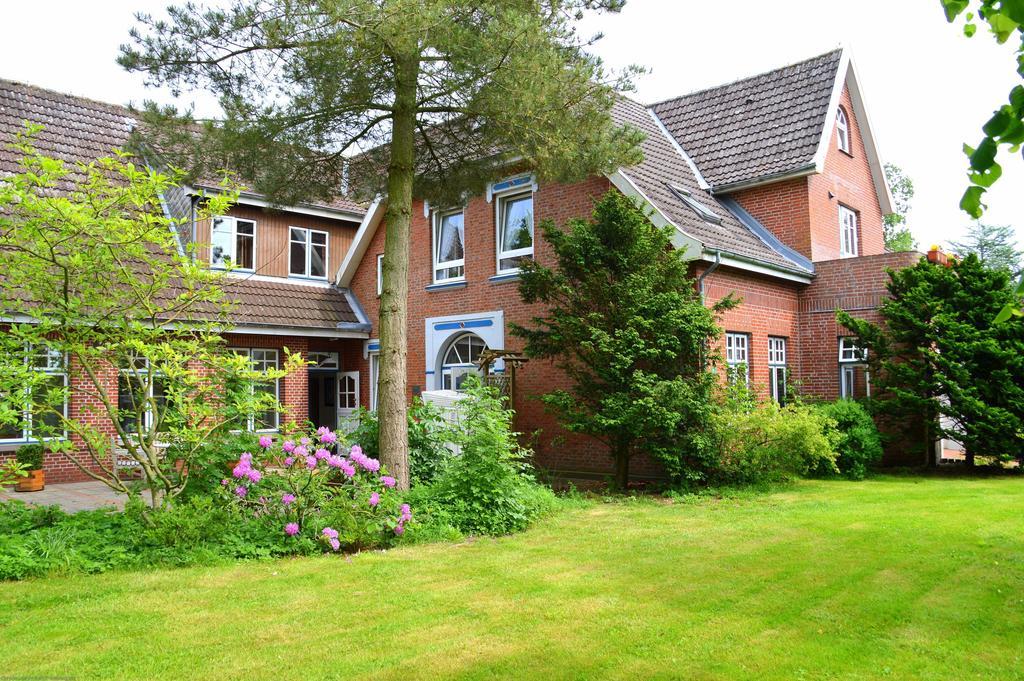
(950, 221, 1023, 276)
(838, 254, 1024, 466)
(0, 128, 298, 512)
(512, 191, 731, 488)
(118, 0, 644, 490)
(883, 163, 917, 252)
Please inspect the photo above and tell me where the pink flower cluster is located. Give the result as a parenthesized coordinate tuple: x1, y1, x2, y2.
(317, 426, 338, 444)
(232, 453, 262, 483)
(322, 527, 340, 551)
(395, 503, 412, 535)
(284, 522, 299, 536)
(348, 445, 381, 473)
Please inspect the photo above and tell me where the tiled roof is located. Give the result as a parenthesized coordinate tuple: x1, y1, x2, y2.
(612, 96, 812, 275)
(650, 49, 842, 188)
(0, 78, 368, 334)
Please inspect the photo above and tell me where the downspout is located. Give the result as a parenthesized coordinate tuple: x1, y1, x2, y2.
(698, 250, 722, 303)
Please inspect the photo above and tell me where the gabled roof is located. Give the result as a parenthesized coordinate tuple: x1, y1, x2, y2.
(651, 49, 843, 190)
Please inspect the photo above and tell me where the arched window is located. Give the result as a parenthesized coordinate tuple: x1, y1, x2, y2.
(836, 107, 851, 154)
(441, 333, 488, 391)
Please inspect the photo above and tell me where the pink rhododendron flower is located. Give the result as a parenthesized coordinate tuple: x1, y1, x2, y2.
(381, 476, 396, 489)
(400, 503, 412, 522)
(281, 493, 296, 505)
(322, 527, 338, 539)
(364, 457, 380, 473)
(294, 446, 308, 458)
(394, 523, 405, 536)
(232, 462, 248, 478)
(317, 426, 338, 444)
(306, 455, 317, 469)
(283, 456, 295, 467)
(350, 445, 363, 458)
(369, 492, 380, 507)
(258, 435, 273, 449)
(247, 469, 262, 483)
(220, 478, 229, 486)
(282, 440, 296, 453)
(235, 485, 248, 497)
(314, 448, 329, 460)
(327, 455, 344, 468)
(328, 538, 341, 551)
(341, 463, 356, 478)
(284, 522, 299, 536)
(300, 437, 311, 446)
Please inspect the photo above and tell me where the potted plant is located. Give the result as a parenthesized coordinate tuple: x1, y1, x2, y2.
(14, 443, 45, 492)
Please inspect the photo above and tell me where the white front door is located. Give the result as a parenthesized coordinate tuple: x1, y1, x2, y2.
(338, 371, 360, 432)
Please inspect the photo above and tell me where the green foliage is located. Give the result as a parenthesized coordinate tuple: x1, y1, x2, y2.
(415, 379, 558, 536)
(813, 400, 884, 480)
(882, 163, 917, 252)
(0, 461, 28, 487)
(352, 399, 456, 486)
(174, 432, 261, 500)
(949, 222, 1023, 276)
(14, 443, 44, 470)
(839, 254, 1024, 464)
(709, 388, 839, 485)
(940, 0, 1024, 218)
(513, 190, 731, 487)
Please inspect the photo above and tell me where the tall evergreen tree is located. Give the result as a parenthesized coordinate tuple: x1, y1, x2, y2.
(118, 0, 644, 488)
(949, 222, 1023, 276)
(512, 191, 732, 488)
(839, 254, 1024, 466)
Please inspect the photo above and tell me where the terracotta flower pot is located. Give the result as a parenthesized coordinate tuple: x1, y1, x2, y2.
(15, 469, 45, 493)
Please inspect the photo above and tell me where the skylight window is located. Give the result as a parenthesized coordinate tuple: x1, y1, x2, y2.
(668, 184, 722, 225)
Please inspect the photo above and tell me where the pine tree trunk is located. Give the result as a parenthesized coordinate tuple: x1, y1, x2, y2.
(377, 57, 417, 491)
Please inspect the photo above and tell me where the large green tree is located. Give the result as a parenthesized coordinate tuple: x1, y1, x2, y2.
(119, 0, 644, 489)
(949, 221, 1023, 275)
(512, 191, 731, 488)
(838, 254, 1024, 466)
(883, 162, 917, 252)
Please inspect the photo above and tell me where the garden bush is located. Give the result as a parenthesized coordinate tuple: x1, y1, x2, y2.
(812, 400, 884, 480)
(414, 379, 559, 536)
(352, 398, 456, 486)
(710, 389, 839, 484)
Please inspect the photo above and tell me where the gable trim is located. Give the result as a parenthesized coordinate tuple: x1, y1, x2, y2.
(606, 169, 703, 257)
(336, 197, 385, 287)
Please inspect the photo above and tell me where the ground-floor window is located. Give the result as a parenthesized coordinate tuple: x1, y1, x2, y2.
(768, 336, 787, 405)
(725, 332, 750, 386)
(1, 345, 67, 443)
(227, 348, 280, 431)
(839, 337, 870, 399)
(117, 356, 170, 434)
(441, 332, 488, 391)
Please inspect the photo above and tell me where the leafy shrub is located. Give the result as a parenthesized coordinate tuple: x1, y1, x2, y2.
(176, 431, 262, 499)
(813, 400, 884, 480)
(711, 393, 839, 484)
(417, 379, 558, 536)
(15, 443, 44, 470)
(352, 398, 455, 486)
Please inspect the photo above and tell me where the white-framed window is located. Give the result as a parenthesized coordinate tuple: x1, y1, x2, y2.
(308, 351, 339, 370)
(725, 332, 750, 386)
(433, 209, 465, 283)
(376, 254, 384, 296)
(495, 190, 534, 274)
(117, 356, 169, 434)
(0, 346, 68, 443)
(839, 337, 870, 399)
(768, 337, 787, 405)
(441, 332, 488, 391)
(210, 216, 256, 270)
(839, 205, 858, 258)
(836, 107, 851, 154)
(228, 348, 281, 431)
(289, 227, 329, 279)
(368, 352, 380, 411)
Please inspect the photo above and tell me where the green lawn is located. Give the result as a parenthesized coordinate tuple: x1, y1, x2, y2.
(2, 477, 1023, 680)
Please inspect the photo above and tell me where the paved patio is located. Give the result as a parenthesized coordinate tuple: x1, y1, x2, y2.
(0, 480, 126, 512)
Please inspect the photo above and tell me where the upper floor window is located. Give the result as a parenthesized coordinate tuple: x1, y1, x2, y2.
(211, 216, 255, 270)
(725, 332, 750, 386)
(836, 107, 851, 154)
(433, 209, 465, 283)
(839, 205, 858, 258)
(496, 191, 534, 274)
(289, 227, 328, 279)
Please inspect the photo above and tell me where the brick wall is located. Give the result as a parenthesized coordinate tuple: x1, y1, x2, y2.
(732, 177, 813, 259)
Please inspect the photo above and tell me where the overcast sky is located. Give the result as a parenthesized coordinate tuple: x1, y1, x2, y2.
(0, 0, 1020, 250)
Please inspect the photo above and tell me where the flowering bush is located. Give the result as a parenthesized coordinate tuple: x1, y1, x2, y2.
(218, 426, 411, 552)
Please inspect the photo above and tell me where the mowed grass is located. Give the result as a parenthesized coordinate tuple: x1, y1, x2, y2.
(2, 477, 1023, 680)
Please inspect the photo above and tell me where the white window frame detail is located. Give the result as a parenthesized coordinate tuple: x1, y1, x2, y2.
(432, 208, 466, 284)
(494, 188, 534, 275)
(725, 332, 750, 386)
(836, 107, 851, 154)
(210, 216, 256, 271)
(117, 356, 170, 435)
(228, 347, 281, 432)
(289, 226, 330, 280)
(838, 337, 870, 399)
(368, 352, 380, 411)
(839, 205, 858, 258)
(0, 345, 68, 444)
(768, 336, 787, 405)
(376, 254, 384, 296)
(440, 332, 488, 392)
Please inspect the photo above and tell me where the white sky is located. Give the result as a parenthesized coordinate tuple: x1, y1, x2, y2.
(0, 0, 1020, 250)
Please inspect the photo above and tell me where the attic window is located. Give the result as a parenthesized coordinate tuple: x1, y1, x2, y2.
(836, 107, 851, 154)
(668, 184, 722, 225)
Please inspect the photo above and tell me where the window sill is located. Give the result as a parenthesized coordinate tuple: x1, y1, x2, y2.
(489, 272, 521, 284)
(426, 281, 467, 292)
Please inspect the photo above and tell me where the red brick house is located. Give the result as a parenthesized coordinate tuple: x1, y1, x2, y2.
(1, 48, 920, 483)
